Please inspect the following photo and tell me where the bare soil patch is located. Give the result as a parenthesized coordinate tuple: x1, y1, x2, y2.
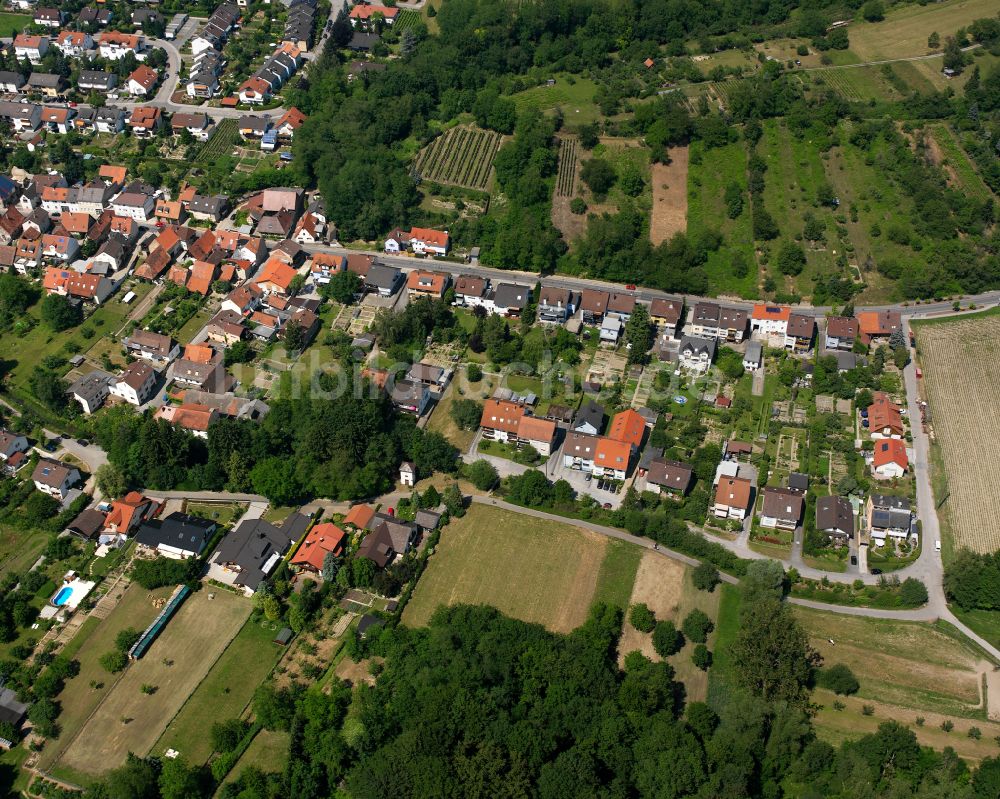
(650, 146, 689, 245)
(618, 553, 685, 664)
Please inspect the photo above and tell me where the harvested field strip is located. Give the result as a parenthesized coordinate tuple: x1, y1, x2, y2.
(914, 310, 1000, 553)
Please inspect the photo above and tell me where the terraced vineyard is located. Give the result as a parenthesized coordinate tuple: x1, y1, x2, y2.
(193, 118, 239, 165)
(710, 79, 747, 110)
(556, 137, 578, 197)
(415, 125, 502, 191)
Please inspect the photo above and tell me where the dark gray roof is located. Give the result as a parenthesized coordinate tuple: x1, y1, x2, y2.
(68, 508, 106, 539)
(282, 511, 311, 540)
(816, 495, 852, 535)
(135, 512, 215, 555)
(212, 518, 294, 590)
(365, 263, 402, 291)
(0, 71, 26, 88)
(870, 494, 910, 512)
(788, 472, 809, 491)
(761, 487, 804, 523)
(414, 509, 440, 530)
(573, 399, 605, 432)
(491, 283, 530, 310)
(647, 459, 693, 492)
(679, 335, 716, 359)
(835, 351, 858, 371)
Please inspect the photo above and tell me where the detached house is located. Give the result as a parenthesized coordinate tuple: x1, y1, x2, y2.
(816, 495, 853, 542)
(872, 439, 908, 479)
(108, 361, 158, 406)
(128, 105, 162, 137)
(14, 35, 49, 63)
(54, 30, 93, 56)
(649, 296, 683, 335)
(784, 313, 815, 353)
(759, 487, 804, 530)
(111, 191, 155, 222)
(646, 459, 693, 497)
(538, 286, 574, 324)
(677, 335, 716, 374)
(384, 226, 449, 256)
(32, 459, 81, 500)
(98, 32, 143, 61)
(714, 476, 753, 521)
(856, 310, 902, 345)
(867, 392, 904, 439)
(124, 330, 179, 366)
(485, 283, 531, 317)
(406, 269, 449, 298)
(349, 4, 399, 27)
(750, 303, 790, 336)
(0, 430, 29, 462)
(127, 65, 159, 97)
(825, 316, 858, 351)
(453, 274, 489, 307)
(33, 8, 63, 28)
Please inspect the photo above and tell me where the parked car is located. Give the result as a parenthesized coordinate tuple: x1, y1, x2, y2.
(850, 555, 857, 565)
(870, 568, 883, 575)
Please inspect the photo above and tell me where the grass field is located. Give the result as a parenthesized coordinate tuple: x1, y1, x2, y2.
(40, 583, 174, 775)
(425, 375, 498, 452)
(56, 590, 250, 778)
(687, 140, 758, 299)
(153, 613, 283, 764)
(759, 119, 843, 298)
(953, 608, 1000, 651)
(508, 76, 602, 125)
(914, 309, 1000, 553)
(221, 729, 290, 785)
(402, 504, 610, 633)
(591, 539, 642, 610)
(849, 0, 998, 62)
(0, 13, 30, 37)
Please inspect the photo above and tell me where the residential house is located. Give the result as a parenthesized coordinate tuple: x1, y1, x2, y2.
(28, 73, 66, 99)
(689, 302, 748, 342)
(453, 274, 489, 307)
(816, 495, 853, 542)
(872, 439, 908, 479)
(111, 190, 155, 221)
(856, 310, 902, 345)
(254, 257, 298, 296)
(0, 101, 41, 132)
(108, 361, 158, 406)
(94, 106, 126, 133)
(167, 345, 229, 393)
(784, 313, 815, 353)
(349, 4, 399, 27)
(385, 226, 449, 256)
(406, 362, 447, 389)
(310, 252, 346, 284)
(127, 65, 158, 96)
(743, 341, 762, 372)
(714, 476, 753, 520)
(190, 2, 239, 55)
(135, 512, 215, 559)
(646, 459, 693, 496)
(291, 211, 323, 243)
(649, 296, 683, 335)
(33, 8, 63, 27)
(97, 32, 143, 61)
(43, 268, 113, 304)
(188, 194, 228, 223)
(389, 379, 431, 415)
(290, 522, 346, 575)
(578, 289, 609, 324)
(406, 269, 449, 298)
(40, 233, 79, 262)
(593, 437, 632, 480)
(0, 72, 26, 93)
(68, 370, 112, 414)
(562, 431, 598, 470)
(154, 403, 219, 437)
(677, 335, 716, 374)
(608, 408, 646, 450)
(283, 1, 315, 50)
(127, 105, 162, 137)
(102, 491, 157, 536)
(124, 330, 179, 367)
(573, 400, 605, 435)
(32, 459, 81, 500)
(210, 518, 296, 594)
(238, 115, 271, 140)
(170, 112, 211, 141)
(13, 35, 49, 63)
(516, 416, 557, 457)
(480, 399, 524, 444)
(276, 106, 306, 139)
(867, 494, 913, 545)
(835, 351, 859, 373)
(187, 50, 222, 98)
(825, 316, 858, 351)
(750, 303, 790, 337)
(364, 264, 403, 297)
(867, 392, 904, 438)
(54, 30, 93, 56)
(67, 509, 107, 541)
(759, 487, 804, 530)
(0, 431, 29, 462)
(538, 286, 574, 324)
(486, 283, 531, 317)
(607, 292, 636, 320)
(79, 7, 114, 26)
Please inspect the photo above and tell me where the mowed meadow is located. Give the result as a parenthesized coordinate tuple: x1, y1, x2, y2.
(915, 310, 1000, 554)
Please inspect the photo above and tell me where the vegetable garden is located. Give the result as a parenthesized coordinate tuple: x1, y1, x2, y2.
(415, 125, 502, 191)
(193, 119, 239, 165)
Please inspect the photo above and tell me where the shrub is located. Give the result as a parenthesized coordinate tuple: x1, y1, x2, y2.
(832, 700, 846, 711)
(899, 577, 928, 607)
(692, 562, 720, 592)
(211, 718, 251, 753)
(915, 716, 924, 726)
(466, 363, 482, 382)
(969, 726, 982, 740)
(99, 650, 128, 674)
(651, 621, 683, 658)
(861, 705, 875, 716)
(629, 603, 656, 633)
(681, 609, 713, 644)
(817, 663, 860, 696)
(941, 720, 954, 732)
(692, 644, 711, 670)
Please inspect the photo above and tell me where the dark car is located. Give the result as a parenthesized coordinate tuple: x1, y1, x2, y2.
(871, 568, 883, 575)
(76, 439, 90, 447)
(850, 555, 857, 565)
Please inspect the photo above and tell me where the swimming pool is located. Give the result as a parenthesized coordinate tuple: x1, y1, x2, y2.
(52, 586, 73, 607)
(49, 578, 96, 610)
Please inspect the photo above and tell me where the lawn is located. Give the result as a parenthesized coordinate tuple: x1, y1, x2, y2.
(221, 729, 290, 784)
(153, 613, 284, 764)
(0, 13, 31, 37)
(507, 76, 602, 125)
(56, 590, 251, 779)
(0, 525, 50, 579)
(590, 539, 642, 611)
(425, 375, 498, 452)
(705, 583, 742, 710)
(953, 608, 1000, 652)
(39, 583, 174, 775)
(185, 502, 247, 528)
(793, 608, 988, 720)
(848, 0, 998, 62)
(402, 504, 610, 633)
(687, 139, 757, 298)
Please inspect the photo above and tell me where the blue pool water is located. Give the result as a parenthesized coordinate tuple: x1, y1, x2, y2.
(53, 586, 73, 607)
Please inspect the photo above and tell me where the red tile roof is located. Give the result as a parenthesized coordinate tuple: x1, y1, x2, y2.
(608, 409, 645, 449)
(291, 522, 346, 571)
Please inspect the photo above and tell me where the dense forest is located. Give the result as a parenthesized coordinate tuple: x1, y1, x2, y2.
(75, 562, 1000, 799)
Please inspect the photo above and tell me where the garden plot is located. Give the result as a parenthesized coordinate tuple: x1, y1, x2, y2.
(586, 349, 628, 387)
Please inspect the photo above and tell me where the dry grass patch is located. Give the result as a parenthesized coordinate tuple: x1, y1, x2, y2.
(650, 147, 688, 245)
(57, 590, 250, 776)
(915, 311, 1000, 553)
(402, 504, 608, 633)
(849, 0, 998, 61)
